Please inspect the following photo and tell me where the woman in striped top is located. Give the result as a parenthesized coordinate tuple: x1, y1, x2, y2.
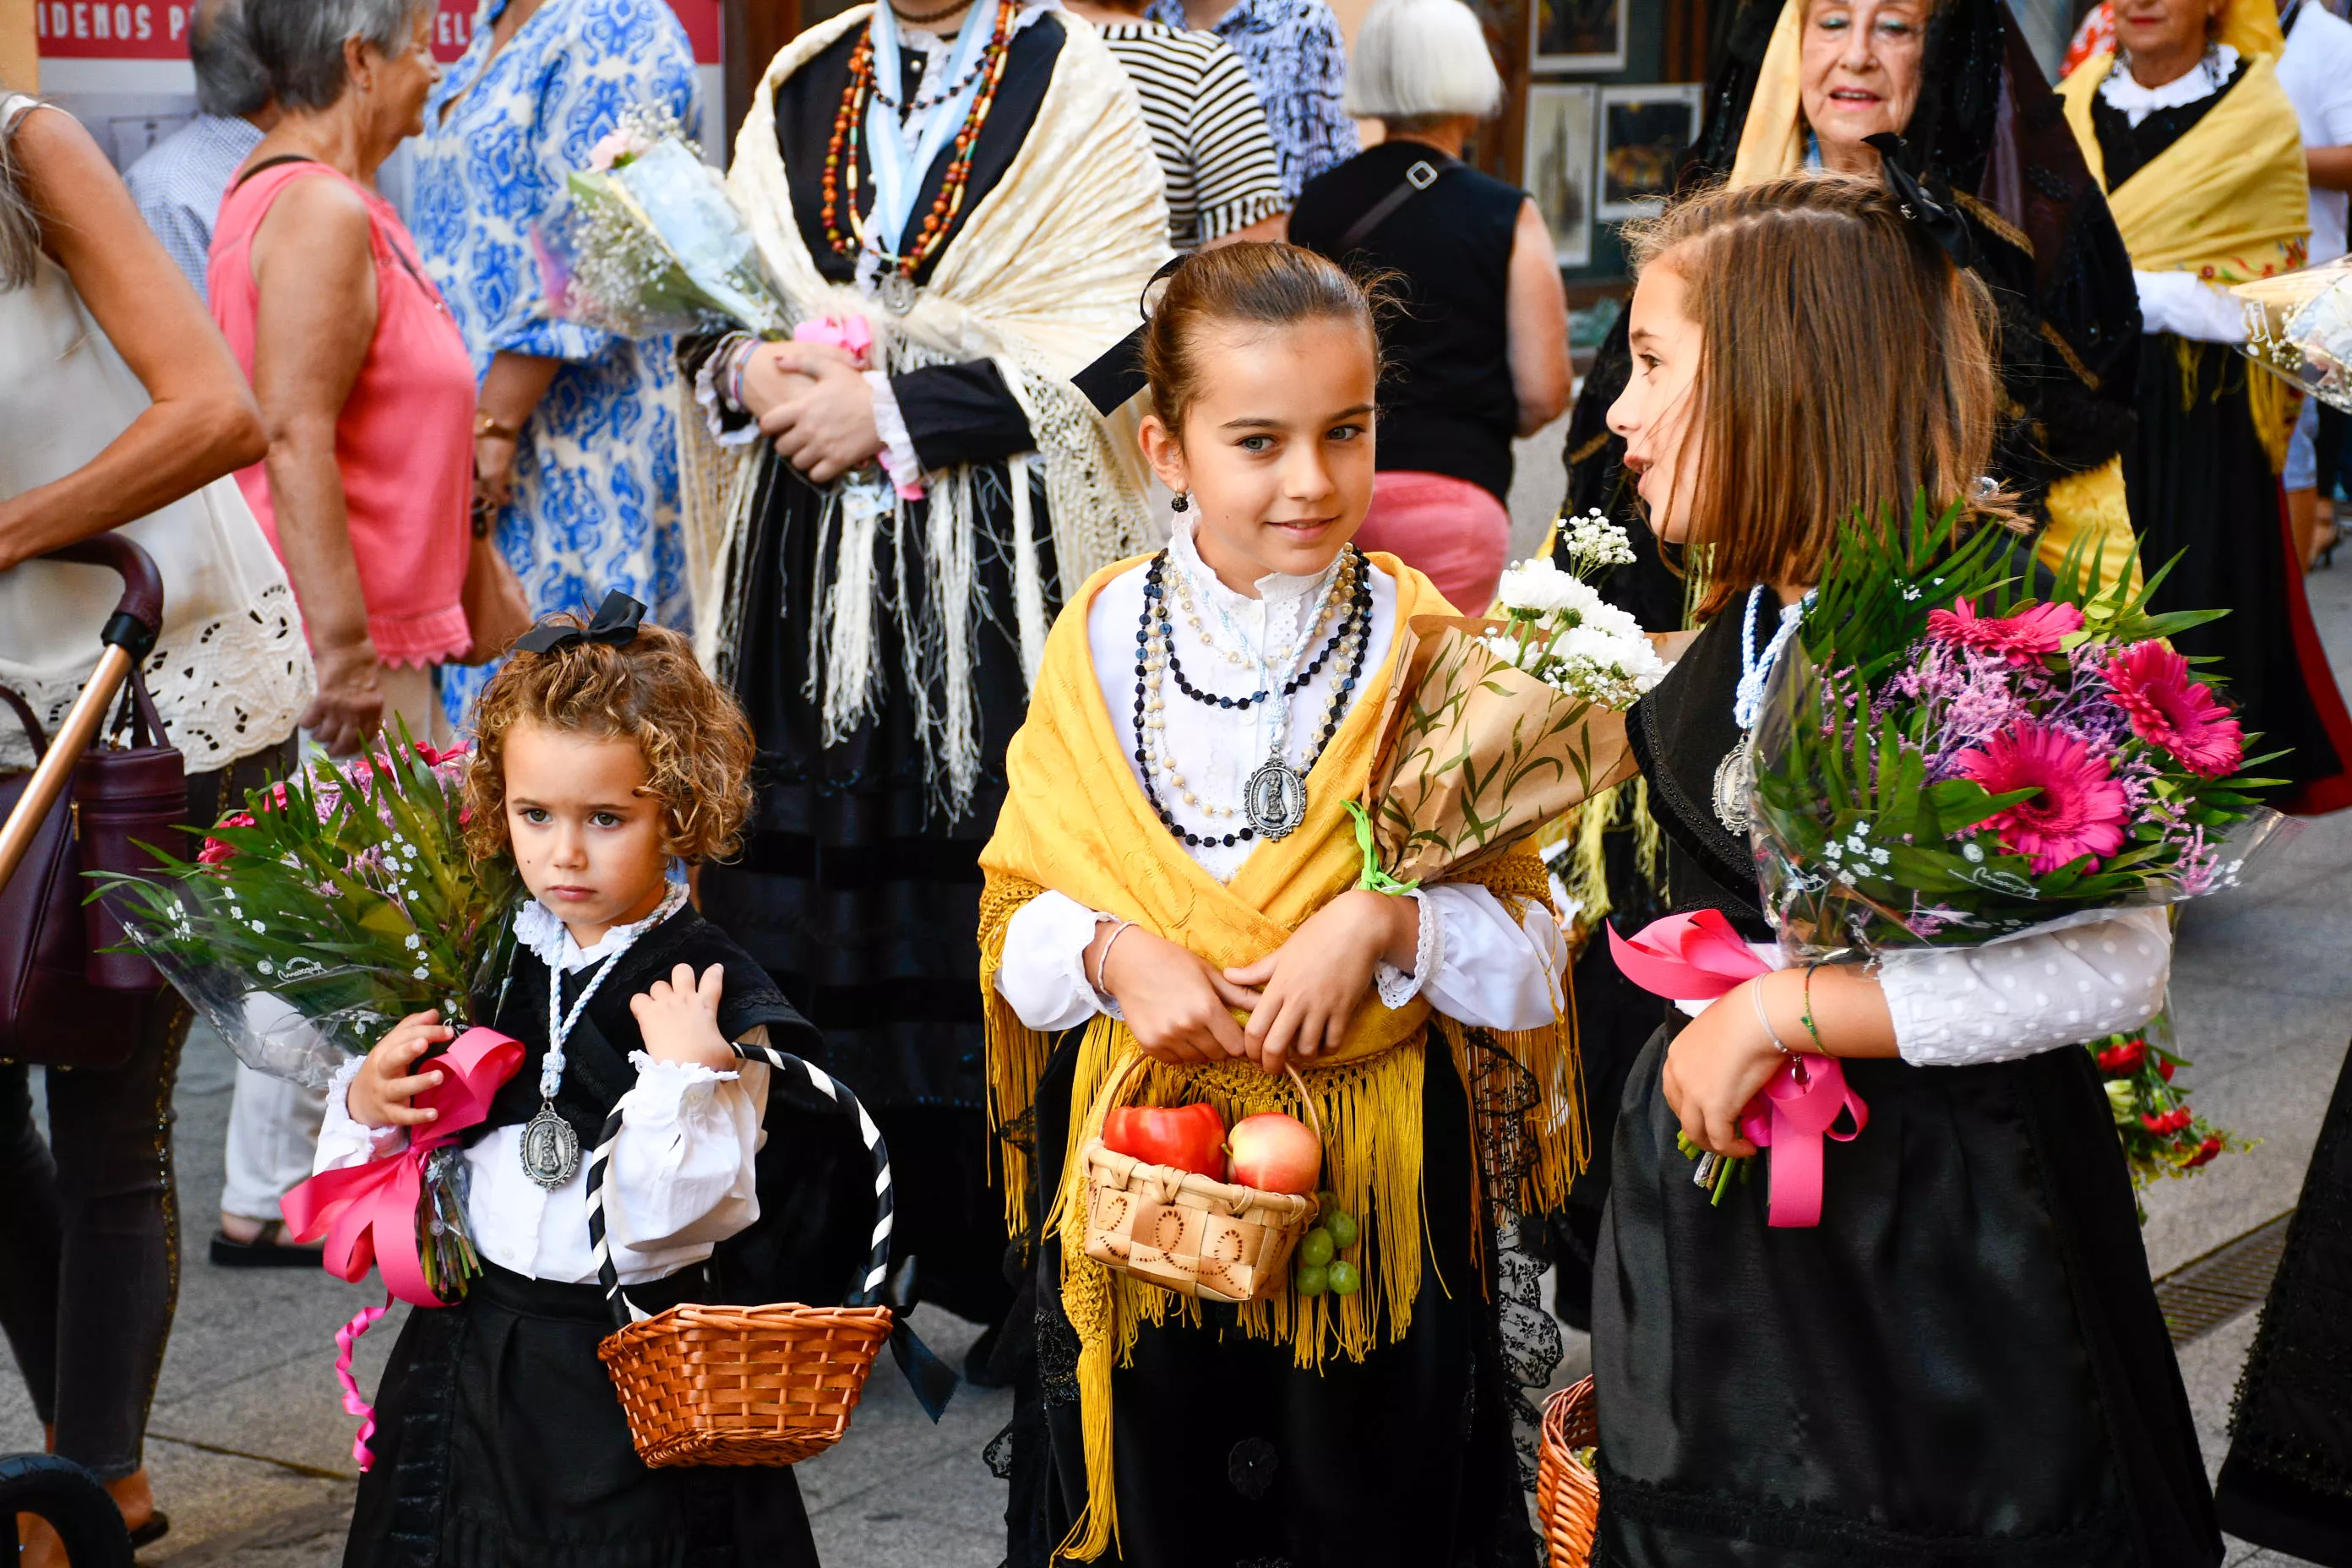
(1070, 0, 1288, 249)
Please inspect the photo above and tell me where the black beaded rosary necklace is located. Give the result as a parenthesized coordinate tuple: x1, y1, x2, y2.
(1130, 547, 1373, 850)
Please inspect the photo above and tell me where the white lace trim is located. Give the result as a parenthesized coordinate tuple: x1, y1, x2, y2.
(864, 369, 926, 497)
(1374, 888, 1438, 1010)
(0, 579, 313, 772)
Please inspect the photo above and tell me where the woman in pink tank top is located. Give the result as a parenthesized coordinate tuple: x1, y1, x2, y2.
(209, 0, 472, 757)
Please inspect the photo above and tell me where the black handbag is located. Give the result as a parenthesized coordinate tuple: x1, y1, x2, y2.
(0, 534, 186, 1070)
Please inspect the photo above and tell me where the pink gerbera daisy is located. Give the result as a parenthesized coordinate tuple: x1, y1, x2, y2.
(1954, 721, 2131, 873)
(1925, 596, 2084, 666)
(2103, 640, 2245, 778)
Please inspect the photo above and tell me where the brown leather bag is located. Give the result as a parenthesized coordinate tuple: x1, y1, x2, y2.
(457, 499, 533, 666)
(0, 535, 187, 1070)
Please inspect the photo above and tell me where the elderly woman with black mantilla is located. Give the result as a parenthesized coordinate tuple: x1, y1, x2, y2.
(1562, 0, 2146, 631)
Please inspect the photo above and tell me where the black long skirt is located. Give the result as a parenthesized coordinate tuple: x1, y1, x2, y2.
(1592, 1022, 2221, 1568)
(2213, 1042, 2352, 1565)
(2122, 336, 2352, 813)
(342, 1262, 818, 1568)
(699, 461, 1039, 1324)
(1005, 1034, 1538, 1568)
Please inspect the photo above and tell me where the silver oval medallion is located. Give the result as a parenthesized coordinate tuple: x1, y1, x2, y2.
(879, 273, 917, 316)
(520, 1104, 581, 1190)
(1712, 736, 1755, 833)
(1244, 759, 1309, 840)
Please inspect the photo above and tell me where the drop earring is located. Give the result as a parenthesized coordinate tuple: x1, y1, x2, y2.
(1170, 492, 1190, 513)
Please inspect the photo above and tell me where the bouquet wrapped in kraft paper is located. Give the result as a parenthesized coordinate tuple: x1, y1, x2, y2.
(1357, 519, 1668, 889)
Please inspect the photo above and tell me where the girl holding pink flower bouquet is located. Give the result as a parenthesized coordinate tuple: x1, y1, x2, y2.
(1587, 172, 2233, 1568)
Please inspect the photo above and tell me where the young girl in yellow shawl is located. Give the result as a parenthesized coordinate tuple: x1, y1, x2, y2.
(980, 242, 1577, 1567)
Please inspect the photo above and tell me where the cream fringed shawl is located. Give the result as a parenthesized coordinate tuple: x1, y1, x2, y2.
(678, 5, 1172, 811)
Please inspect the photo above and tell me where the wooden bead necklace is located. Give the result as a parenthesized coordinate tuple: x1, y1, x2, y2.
(819, 0, 1017, 285)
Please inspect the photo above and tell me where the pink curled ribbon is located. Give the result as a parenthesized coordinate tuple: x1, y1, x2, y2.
(335, 1297, 392, 1469)
(1607, 912, 1869, 1228)
(280, 1026, 524, 1467)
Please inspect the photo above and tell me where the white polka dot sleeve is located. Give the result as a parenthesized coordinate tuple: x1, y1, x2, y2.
(1878, 906, 2172, 1067)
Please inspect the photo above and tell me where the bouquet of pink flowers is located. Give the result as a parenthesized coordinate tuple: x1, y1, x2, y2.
(1747, 502, 2290, 957)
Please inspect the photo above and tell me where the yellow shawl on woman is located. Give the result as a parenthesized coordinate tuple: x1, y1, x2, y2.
(2060, 30, 2309, 471)
(979, 553, 1582, 1559)
(679, 6, 1169, 809)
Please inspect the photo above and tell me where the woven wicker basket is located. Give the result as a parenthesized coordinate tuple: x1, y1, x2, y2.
(599, 1302, 893, 1467)
(1078, 1057, 1321, 1305)
(1537, 1378, 1601, 1568)
(591, 1046, 898, 1467)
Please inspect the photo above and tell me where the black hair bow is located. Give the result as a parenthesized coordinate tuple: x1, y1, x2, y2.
(513, 590, 646, 655)
(1070, 253, 1192, 417)
(1862, 133, 1975, 270)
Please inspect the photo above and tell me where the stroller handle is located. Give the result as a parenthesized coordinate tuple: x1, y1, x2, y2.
(0, 533, 167, 896)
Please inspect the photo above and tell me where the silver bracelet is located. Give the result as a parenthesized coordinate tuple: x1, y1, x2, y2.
(1092, 919, 1136, 998)
(1749, 975, 1799, 1061)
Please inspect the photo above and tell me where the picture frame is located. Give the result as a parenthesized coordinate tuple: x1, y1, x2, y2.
(1524, 83, 1598, 269)
(1530, 0, 1627, 72)
(1596, 84, 1706, 220)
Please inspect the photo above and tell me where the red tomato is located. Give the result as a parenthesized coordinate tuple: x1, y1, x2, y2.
(1104, 1102, 1228, 1178)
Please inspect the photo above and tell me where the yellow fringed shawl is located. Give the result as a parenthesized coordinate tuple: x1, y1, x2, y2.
(2061, 48, 2309, 473)
(977, 553, 1583, 1560)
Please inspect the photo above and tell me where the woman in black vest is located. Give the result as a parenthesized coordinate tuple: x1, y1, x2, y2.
(1288, 0, 1569, 614)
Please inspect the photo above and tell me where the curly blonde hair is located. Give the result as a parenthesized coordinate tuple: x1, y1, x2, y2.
(460, 618, 754, 865)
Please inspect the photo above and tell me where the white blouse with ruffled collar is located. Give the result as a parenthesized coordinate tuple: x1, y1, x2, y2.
(993, 522, 1568, 1037)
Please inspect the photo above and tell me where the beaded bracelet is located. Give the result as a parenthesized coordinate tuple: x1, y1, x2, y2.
(1799, 962, 1830, 1055)
(1749, 976, 1799, 1061)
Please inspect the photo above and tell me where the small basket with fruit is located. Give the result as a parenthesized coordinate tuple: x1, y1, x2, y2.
(1079, 1054, 1330, 1305)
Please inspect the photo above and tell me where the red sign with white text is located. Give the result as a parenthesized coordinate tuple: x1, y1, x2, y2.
(34, 2, 193, 57)
(36, 0, 721, 63)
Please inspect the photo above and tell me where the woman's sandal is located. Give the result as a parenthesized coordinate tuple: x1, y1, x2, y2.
(128, 1510, 170, 1548)
(208, 1219, 324, 1269)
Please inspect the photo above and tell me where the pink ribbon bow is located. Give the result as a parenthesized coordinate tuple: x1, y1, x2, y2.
(1607, 912, 1868, 1228)
(280, 1026, 524, 1303)
(279, 1026, 524, 1468)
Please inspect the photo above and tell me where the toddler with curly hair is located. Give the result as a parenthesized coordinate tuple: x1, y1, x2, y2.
(317, 593, 829, 1568)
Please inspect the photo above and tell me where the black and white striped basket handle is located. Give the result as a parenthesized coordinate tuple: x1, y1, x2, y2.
(588, 1042, 893, 1331)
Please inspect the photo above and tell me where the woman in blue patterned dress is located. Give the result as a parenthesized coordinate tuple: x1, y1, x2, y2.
(410, 0, 701, 727)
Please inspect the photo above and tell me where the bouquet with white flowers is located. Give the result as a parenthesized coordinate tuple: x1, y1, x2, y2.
(1355, 514, 1669, 887)
(1484, 513, 1669, 710)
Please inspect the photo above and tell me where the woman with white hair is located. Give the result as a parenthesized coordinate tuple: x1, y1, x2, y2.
(1289, 0, 1570, 612)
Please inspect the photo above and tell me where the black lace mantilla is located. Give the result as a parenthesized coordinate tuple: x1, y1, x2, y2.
(1462, 1028, 1565, 1492)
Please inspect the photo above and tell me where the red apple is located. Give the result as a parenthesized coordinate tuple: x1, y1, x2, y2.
(1226, 1113, 1320, 1195)
(1103, 1102, 1228, 1179)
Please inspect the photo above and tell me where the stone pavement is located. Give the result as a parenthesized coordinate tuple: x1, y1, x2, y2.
(5, 514, 2348, 1568)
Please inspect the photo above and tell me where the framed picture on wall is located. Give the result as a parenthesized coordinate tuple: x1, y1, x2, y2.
(1596, 84, 1706, 220)
(1531, 0, 1627, 72)
(1524, 83, 1598, 268)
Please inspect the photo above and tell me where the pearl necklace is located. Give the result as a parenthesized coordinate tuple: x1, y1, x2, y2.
(1165, 551, 1357, 711)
